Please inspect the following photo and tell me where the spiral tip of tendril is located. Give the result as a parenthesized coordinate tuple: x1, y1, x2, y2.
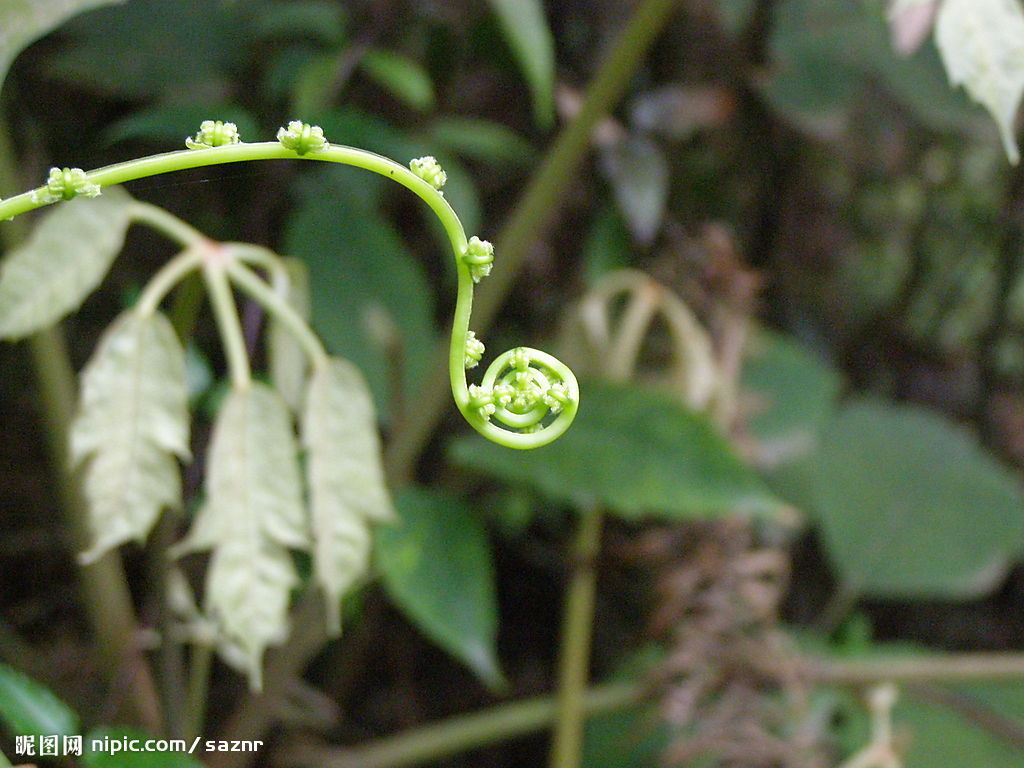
(31, 168, 100, 204)
(277, 121, 328, 155)
(410, 156, 447, 191)
(186, 120, 241, 150)
(465, 331, 485, 369)
(463, 236, 494, 283)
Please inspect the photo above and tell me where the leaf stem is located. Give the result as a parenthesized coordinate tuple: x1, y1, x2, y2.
(137, 248, 204, 317)
(202, 250, 251, 389)
(548, 507, 605, 768)
(224, 258, 329, 369)
(130, 200, 207, 247)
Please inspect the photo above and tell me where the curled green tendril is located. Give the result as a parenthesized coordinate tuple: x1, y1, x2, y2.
(409, 156, 447, 190)
(186, 120, 241, 149)
(277, 121, 327, 155)
(0, 120, 579, 449)
(32, 167, 101, 203)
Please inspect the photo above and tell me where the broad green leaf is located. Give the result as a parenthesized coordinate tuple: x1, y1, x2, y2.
(359, 49, 435, 112)
(0, 0, 124, 91)
(71, 310, 191, 563)
(740, 330, 843, 467)
(487, 0, 556, 128)
(936, 0, 1024, 163)
(0, 747, 10, 767)
(178, 384, 306, 689)
(427, 117, 536, 165)
(83, 727, 203, 768)
(451, 382, 785, 520)
(807, 399, 1024, 598)
(268, 257, 311, 412)
(599, 135, 669, 244)
(0, 189, 132, 340)
(376, 488, 503, 688)
(0, 663, 78, 738)
(303, 357, 394, 634)
(283, 167, 437, 419)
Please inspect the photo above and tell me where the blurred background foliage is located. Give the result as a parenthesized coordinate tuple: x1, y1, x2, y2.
(2, 0, 1024, 767)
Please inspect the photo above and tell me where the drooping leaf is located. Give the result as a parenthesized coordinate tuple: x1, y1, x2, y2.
(936, 0, 1024, 163)
(376, 488, 503, 688)
(0, 189, 132, 340)
(451, 382, 785, 520)
(599, 135, 670, 244)
(359, 49, 435, 112)
(303, 357, 394, 634)
(177, 384, 307, 689)
(0, 0, 124, 91)
(71, 310, 190, 563)
(806, 399, 1024, 598)
(83, 727, 203, 768)
(487, 0, 556, 128)
(0, 663, 79, 738)
(268, 257, 311, 412)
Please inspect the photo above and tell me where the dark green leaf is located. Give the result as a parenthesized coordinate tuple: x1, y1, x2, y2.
(0, 663, 78, 738)
(428, 117, 536, 165)
(0, 0, 124, 91)
(376, 488, 503, 688)
(806, 399, 1024, 598)
(487, 0, 556, 128)
(283, 167, 437, 419)
(359, 49, 435, 112)
(103, 103, 260, 147)
(83, 727, 203, 768)
(249, 0, 346, 46)
(740, 330, 843, 467)
(46, 0, 247, 99)
(451, 382, 785, 520)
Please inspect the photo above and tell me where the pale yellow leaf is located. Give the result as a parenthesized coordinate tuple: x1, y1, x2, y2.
(180, 383, 306, 688)
(0, 189, 132, 339)
(936, 0, 1024, 163)
(71, 310, 190, 563)
(303, 358, 394, 633)
(269, 257, 311, 412)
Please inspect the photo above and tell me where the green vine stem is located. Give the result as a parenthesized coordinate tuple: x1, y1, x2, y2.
(137, 248, 204, 317)
(0, 137, 578, 449)
(549, 507, 605, 768)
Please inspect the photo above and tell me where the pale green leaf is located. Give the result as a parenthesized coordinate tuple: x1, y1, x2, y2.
(936, 0, 1024, 163)
(71, 310, 190, 563)
(807, 399, 1024, 598)
(0, 747, 11, 768)
(0, 663, 79, 738)
(376, 488, 503, 689)
(451, 382, 786, 520)
(487, 0, 556, 128)
(0, 189, 132, 340)
(269, 257, 311, 412)
(359, 49, 435, 112)
(0, 0, 124, 91)
(303, 357, 394, 634)
(179, 384, 306, 688)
